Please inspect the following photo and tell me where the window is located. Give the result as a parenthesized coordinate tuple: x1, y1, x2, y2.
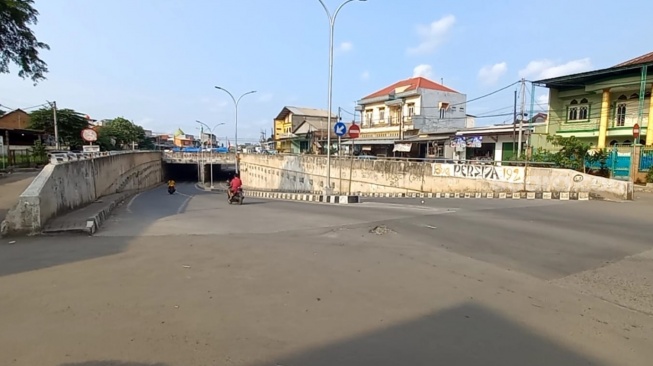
(379, 108, 386, 123)
(365, 109, 373, 126)
(407, 103, 415, 117)
(616, 103, 627, 126)
(567, 98, 590, 122)
(439, 102, 449, 119)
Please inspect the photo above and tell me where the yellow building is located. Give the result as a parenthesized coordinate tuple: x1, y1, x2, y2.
(273, 106, 336, 153)
(534, 51, 653, 149)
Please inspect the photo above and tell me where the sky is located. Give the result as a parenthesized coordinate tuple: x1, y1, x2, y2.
(1, 0, 653, 143)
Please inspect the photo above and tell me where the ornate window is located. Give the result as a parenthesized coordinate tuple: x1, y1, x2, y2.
(567, 98, 590, 122)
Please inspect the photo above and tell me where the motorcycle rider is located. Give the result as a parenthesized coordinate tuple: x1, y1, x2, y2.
(228, 173, 242, 199)
(168, 179, 176, 188)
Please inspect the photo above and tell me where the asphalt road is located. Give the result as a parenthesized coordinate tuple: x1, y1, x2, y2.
(1, 184, 652, 365)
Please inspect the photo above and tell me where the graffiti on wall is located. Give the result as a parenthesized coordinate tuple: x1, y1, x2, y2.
(432, 163, 525, 182)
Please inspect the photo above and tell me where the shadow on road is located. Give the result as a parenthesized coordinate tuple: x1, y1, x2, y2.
(59, 362, 169, 366)
(248, 302, 603, 366)
(0, 236, 128, 277)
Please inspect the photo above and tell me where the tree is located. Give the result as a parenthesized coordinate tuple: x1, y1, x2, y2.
(0, 0, 50, 83)
(29, 107, 89, 149)
(31, 139, 47, 162)
(546, 135, 592, 172)
(99, 117, 151, 149)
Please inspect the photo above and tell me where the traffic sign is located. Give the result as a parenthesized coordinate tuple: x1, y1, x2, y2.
(81, 128, 98, 142)
(334, 121, 347, 137)
(633, 123, 640, 139)
(348, 124, 360, 139)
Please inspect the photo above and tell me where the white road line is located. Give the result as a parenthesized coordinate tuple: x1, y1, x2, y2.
(177, 195, 193, 214)
(126, 193, 142, 213)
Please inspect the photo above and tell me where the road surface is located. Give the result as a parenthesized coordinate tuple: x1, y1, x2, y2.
(1, 182, 652, 366)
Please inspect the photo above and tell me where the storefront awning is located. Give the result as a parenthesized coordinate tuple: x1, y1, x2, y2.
(394, 135, 451, 143)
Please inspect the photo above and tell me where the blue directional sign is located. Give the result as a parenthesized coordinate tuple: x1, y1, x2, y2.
(334, 121, 347, 137)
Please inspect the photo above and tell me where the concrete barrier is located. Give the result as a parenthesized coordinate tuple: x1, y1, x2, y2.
(1, 151, 162, 236)
(239, 154, 632, 200)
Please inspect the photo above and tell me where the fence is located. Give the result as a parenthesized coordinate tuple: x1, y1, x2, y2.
(255, 152, 557, 168)
(0, 149, 49, 170)
(639, 147, 653, 172)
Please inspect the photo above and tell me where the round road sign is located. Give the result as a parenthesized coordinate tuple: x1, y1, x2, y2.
(633, 123, 640, 139)
(348, 124, 360, 139)
(81, 128, 98, 142)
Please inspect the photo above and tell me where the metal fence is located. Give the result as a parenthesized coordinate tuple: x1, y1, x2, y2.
(0, 149, 49, 170)
(639, 147, 653, 171)
(252, 152, 557, 168)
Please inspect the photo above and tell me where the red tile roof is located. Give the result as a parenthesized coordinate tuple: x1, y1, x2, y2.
(361, 77, 459, 100)
(614, 51, 653, 67)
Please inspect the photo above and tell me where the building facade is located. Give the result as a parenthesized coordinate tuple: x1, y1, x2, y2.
(0, 109, 44, 151)
(355, 77, 467, 157)
(273, 106, 336, 153)
(534, 51, 653, 149)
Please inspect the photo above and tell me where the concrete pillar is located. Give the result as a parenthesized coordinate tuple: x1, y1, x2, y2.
(646, 87, 653, 146)
(597, 89, 611, 149)
(630, 145, 641, 182)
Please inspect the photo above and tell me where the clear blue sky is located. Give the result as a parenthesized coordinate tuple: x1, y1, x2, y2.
(1, 0, 652, 142)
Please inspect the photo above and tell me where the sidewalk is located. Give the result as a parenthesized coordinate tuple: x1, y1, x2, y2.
(0, 172, 39, 223)
(42, 191, 137, 235)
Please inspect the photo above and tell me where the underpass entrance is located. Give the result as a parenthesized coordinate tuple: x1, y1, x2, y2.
(163, 163, 235, 184)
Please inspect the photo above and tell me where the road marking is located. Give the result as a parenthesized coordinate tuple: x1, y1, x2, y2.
(177, 195, 193, 214)
(425, 225, 438, 229)
(176, 191, 193, 198)
(126, 193, 142, 213)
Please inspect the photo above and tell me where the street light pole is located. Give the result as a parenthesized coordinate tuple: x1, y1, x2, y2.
(196, 120, 225, 189)
(317, 0, 366, 193)
(215, 87, 256, 174)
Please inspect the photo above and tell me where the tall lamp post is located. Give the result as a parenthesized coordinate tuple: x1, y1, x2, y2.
(196, 120, 225, 189)
(214, 87, 256, 174)
(318, 0, 366, 193)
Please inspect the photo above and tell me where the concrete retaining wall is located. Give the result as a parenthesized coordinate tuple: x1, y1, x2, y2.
(239, 154, 632, 200)
(1, 151, 162, 236)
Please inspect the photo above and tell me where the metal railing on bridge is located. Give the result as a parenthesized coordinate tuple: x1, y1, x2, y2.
(162, 151, 237, 164)
(48, 150, 157, 165)
(244, 152, 557, 168)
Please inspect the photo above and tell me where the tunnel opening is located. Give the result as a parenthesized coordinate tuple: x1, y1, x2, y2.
(163, 163, 236, 184)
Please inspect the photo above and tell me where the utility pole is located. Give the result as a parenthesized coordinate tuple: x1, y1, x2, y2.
(517, 78, 526, 158)
(512, 89, 517, 158)
(47, 101, 60, 150)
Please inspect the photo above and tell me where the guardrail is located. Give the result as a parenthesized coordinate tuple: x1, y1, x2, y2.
(243, 152, 557, 168)
(162, 152, 237, 163)
(48, 150, 159, 165)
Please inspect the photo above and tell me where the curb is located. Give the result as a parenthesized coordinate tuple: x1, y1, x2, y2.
(358, 191, 591, 200)
(248, 190, 360, 204)
(84, 191, 136, 235)
(195, 183, 228, 192)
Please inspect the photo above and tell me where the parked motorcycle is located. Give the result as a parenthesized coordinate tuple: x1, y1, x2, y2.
(168, 185, 176, 195)
(228, 188, 244, 205)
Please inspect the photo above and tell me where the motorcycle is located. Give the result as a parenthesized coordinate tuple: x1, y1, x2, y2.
(168, 185, 176, 195)
(228, 187, 244, 205)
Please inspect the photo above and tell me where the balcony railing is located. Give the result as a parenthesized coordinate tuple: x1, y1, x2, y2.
(559, 118, 599, 132)
(361, 116, 415, 129)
